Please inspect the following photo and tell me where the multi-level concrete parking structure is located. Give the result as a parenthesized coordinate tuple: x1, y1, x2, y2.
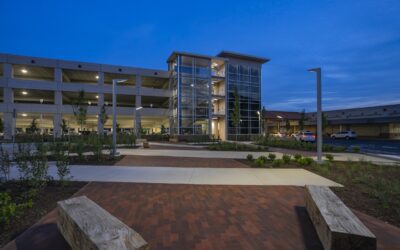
(0, 51, 268, 140)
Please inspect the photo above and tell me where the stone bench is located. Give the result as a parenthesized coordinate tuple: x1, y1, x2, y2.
(135, 139, 148, 144)
(305, 185, 376, 250)
(169, 137, 179, 143)
(57, 196, 148, 250)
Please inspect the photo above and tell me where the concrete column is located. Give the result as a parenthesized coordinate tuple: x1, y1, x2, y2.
(53, 113, 62, 138)
(97, 72, 105, 134)
(135, 75, 142, 138)
(3, 63, 15, 140)
(53, 68, 63, 138)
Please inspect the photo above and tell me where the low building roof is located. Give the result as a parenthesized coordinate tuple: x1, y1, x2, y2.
(263, 110, 301, 120)
(217, 51, 270, 64)
(166, 51, 226, 63)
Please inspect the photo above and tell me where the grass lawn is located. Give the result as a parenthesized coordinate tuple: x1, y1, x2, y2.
(239, 157, 400, 227)
(0, 181, 87, 247)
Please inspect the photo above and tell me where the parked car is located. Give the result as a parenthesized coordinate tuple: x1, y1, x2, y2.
(331, 131, 357, 140)
(293, 131, 316, 142)
(271, 132, 286, 138)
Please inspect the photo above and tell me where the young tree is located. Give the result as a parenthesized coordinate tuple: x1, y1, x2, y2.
(261, 106, 266, 135)
(72, 90, 88, 133)
(231, 87, 241, 145)
(60, 119, 68, 136)
(116, 123, 121, 133)
(285, 119, 291, 133)
(28, 118, 38, 134)
(299, 109, 306, 131)
(0, 118, 3, 133)
(98, 104, 108, 136)
(160, 124, 166, 135)
(322, 112, 328, 134)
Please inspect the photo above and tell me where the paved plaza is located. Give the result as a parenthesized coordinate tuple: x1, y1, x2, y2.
(3, 183, 400, 250)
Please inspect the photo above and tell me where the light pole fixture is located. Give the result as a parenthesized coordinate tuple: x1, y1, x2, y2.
(276, 115, 283, 133)
(112, 79, 128, 157)
(40, 98, 44, 136)
(257, 110, 261, 135)
(308, 67, 322, 164)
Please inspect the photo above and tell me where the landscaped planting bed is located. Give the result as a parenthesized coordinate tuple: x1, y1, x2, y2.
(254, 136, 347, 152)
(207, 141, 269, 151)
(0, 181, 87, 247)
(239, 154, 400, 227)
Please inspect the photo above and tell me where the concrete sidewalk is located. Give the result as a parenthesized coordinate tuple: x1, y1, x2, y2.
(9, 165, 341, 187)
(118, 148, 399, 164)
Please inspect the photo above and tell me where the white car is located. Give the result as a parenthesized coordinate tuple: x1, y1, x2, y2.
(293, 131, 316, 142)
(271, 132, 285, 138)
(331, 131, 357, 140)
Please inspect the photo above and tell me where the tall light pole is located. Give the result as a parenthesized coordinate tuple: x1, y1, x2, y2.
(308, 68, 322, 164)
(40, 98, 44, 141)
(257, 110, 261, 135)
(112, 79, 127, 157)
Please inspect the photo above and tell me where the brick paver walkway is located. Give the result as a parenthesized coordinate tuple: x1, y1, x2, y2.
(116, 155, 249, 168)
(4, 183, 400, 250)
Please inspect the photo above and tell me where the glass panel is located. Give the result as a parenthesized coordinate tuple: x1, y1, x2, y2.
(226, 62, 261, 136)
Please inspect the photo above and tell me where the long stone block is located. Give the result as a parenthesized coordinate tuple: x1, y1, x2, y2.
(305, 185, 376, 250)
(57, 196, 148, 250)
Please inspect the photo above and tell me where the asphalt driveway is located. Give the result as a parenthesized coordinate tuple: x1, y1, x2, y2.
(324, 138, 400, 156)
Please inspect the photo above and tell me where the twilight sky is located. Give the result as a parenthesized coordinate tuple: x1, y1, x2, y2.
(1, 0, 399, 112)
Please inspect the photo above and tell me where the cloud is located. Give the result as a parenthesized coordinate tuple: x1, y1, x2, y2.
(265, 94, 400, 111)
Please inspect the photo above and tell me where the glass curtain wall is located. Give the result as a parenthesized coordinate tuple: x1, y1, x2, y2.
(169, 55, 211, 135)
(227, 63, 261, 139)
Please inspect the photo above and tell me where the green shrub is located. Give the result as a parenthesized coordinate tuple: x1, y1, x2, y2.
(208, 142, 267, 151)
(0, 146, 11, 181)
(254, 136, 345, 152)
(297, 157, 314, 166)
(272, 159, 284, 167)
(294, 154, 302, 160)
(255, 156, 265, 167)
(282, 154, 291, 164)
(52, 142, 71, 183)
(258, 155, 267, 162)
(14, 144, 32, 180)
(73, 140, 85, 161)
(29, 145, 50, 188)
(127, 133, 137, 147)
(352, 146, 361, 153)
(325, 154, 334, 162)
(0, 191, 33, 225)
(268, 153, 276, 161)
(246, 154, 254, 161)
(332, 146, 347, 152)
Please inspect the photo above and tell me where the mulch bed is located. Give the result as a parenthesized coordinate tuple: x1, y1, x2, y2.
(145, 145, 208, 151)
(115, 155, 250, 168)
(268, 147, 317, 156)
(0, 181, 87, 247)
